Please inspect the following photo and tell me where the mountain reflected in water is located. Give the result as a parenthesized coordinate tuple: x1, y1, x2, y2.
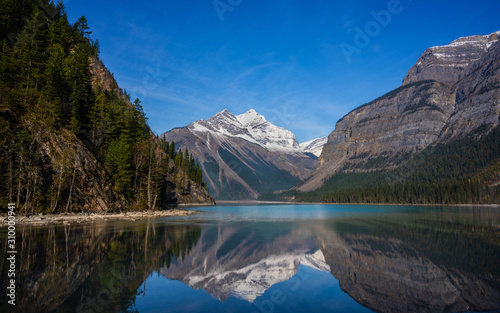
(160, 225, 331, 302)
(1, 205, 499, 313)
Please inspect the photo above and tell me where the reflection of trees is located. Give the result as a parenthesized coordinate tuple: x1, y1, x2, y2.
(314, 210, 500, 313)
(0, 221, 201, 313)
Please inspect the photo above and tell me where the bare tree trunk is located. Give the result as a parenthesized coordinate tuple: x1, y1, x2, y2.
(65, 161, 77, 213)
(16, 151, 23, 207)
(31, 173, 38, 215)
(51, 166, 64, 213)
(133, 149, 144, 204)
(152, 194, 157, 211)
(16, 180, 21, 208)
(22, 176, 31, 213)
(147, 145, 153, 209)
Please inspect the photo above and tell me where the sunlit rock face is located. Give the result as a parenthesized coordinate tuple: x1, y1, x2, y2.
(403, 32, 500, 84)
(299, 31, 500, 192)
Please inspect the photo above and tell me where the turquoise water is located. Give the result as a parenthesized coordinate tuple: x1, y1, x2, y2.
(1, 204, 499, 312)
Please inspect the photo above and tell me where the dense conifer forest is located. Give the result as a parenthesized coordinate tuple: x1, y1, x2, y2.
(0, 0, 208, 212)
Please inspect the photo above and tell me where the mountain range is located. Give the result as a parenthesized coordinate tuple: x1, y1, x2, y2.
(165, 30, 500, 203)
(162, 109, 322, 199)
(294, 31, 500, 201)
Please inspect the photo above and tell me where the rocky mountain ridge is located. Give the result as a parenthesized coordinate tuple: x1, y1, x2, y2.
(189, 109, 304, 154)
(298, 31, 500, 192)
(403, 31, 499, 84)
(162, 109, 318, 199)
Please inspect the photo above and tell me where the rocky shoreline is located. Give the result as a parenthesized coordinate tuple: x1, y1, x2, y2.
(0, 208, 204, 227)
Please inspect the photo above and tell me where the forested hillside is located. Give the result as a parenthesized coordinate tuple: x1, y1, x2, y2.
(0, 0, 213, 213)
(261, 124, 500, 204)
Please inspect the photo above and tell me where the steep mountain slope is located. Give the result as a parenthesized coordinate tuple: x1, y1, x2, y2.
(0, 1, 213, 212)
(297, 31, 500, 197)
(162, 109, 317, 200)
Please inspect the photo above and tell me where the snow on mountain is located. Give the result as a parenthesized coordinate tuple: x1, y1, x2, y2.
(185, 249, 330, 302)
(431, 31, 499, 50)
(236, 109, 302, 152)
(299, 137, 327, 157)
(188, 109, 302, 153)
(189, 108, 326, 155)
(164, 108, 318, 199)
(404, 31, 500, 84)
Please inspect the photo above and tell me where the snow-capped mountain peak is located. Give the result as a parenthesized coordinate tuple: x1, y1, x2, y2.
(163, 109, 318, 199)
(189, 109, 302, 153)
(299, 137, 327, 157)
(188, 109, 328, 156)
(236, 109, 266, 127)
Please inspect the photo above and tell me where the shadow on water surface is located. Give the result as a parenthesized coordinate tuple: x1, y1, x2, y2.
(0, 205, 499, 313)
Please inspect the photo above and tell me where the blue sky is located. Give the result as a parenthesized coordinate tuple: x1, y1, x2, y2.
(64, 0, 500, 143)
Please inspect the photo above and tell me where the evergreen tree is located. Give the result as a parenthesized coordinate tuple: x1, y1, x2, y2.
(105, 134, 133, 195)
(0, 1, 209, 212)
(73, 15, 91, 40)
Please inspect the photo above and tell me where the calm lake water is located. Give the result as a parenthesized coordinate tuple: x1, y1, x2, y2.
(1, 204, 500, 313)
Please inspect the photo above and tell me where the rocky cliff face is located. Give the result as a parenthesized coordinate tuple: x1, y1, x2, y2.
(33, 125, 129, 212)
(21, 58, 214, 212)
(403, 32, 500, 84)
(298, 31, 500, 192)
(89, 58, 214, 207)
(162, 109, 317, 200)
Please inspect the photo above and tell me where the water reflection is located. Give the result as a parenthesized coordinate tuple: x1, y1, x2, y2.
(316, 210, 500, 313)
(0, 221, 202, 312)
(0, 206, 499, 313)
(160, 224, 330, 302)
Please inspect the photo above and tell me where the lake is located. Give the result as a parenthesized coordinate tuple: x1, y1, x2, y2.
(1, 204, 500, 313)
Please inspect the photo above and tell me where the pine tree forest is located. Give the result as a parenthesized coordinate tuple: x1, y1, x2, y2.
(0, 0, 208, 213)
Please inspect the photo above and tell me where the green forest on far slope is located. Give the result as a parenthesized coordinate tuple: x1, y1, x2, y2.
(260, 125, 500, 204)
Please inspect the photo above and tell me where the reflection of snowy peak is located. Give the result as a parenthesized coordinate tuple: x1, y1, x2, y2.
(299, 137, 327, 157)
(183, 249, 330, 302)
(189, 109, 301, 153)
